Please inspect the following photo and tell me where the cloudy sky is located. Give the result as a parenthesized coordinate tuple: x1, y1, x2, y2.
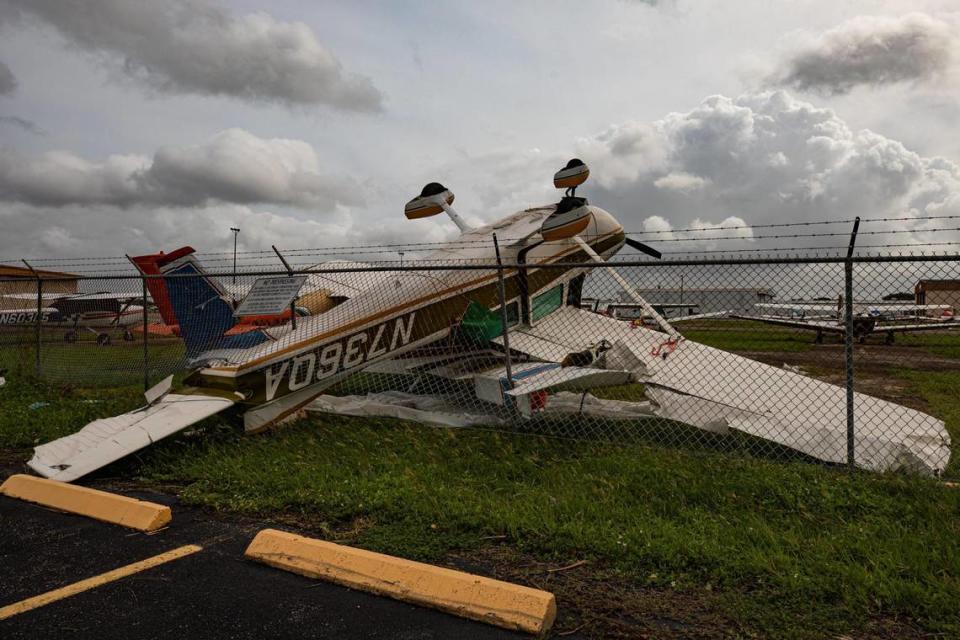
(0, 0, 958, 261)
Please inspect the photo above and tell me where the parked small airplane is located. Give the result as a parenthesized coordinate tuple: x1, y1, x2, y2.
(0, 292, 145, 345)
(29, 160, 951, 481)
(579, 300, 729, 324)
(733, 298, 958, 344)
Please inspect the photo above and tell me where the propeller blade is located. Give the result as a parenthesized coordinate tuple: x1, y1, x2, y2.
(624, 237, 662, 259)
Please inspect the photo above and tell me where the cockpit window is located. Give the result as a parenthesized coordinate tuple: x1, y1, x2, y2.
(531, 284, 564, 322)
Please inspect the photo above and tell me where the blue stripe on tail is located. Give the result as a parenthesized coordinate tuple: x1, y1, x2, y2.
(164, 262, 269, 356)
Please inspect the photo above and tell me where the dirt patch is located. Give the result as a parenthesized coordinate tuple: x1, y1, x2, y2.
(742, 343, 960, 374)
(737, 344, 953, 411)
(447, 545, 735, 639)
(446, 545, 934, 639)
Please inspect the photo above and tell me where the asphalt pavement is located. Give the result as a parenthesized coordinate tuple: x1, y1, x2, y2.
(0, 488, 529, 640)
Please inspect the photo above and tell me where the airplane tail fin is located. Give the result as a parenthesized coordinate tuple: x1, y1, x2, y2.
(129, 247, 196, 328)
(144, 248, 267, 355)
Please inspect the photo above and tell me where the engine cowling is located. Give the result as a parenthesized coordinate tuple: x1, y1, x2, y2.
(404, 182, 455, 219)
(553, 158, 590, 190)
(541, 196, 591, 241)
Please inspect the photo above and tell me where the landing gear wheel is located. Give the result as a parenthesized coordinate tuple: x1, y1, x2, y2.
(96, 333, 111, 346)
(123, 330, 135, 342)
(64, 331, 78, 343)
(885, 331, 895, 345)
(814, 331, 824, 344)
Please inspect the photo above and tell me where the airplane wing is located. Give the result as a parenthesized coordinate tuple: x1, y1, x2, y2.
(221, 262, 391, 301)
(3, 292, 72, 302)
(364, 348, 502, 378)
(664, 310, 731, 323)
(756, 303, 837, 313)
(2, 291, 148, 303)
(27, 378, 234, 482)
(865, 303, 952, 313)
(303, 260, 396, 298)
(876, 321, 960, 334)
(363, 336, 638, 417)
(492, 306, 949, 475)
(729, 314, 845, 333)
(504, 364, 631, 397)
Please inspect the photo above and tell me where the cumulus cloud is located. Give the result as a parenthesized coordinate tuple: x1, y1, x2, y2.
(0, 60, 16, 95)
(0, 128, 364, 209)
(654, 172, 710, 192)
(581, 91, 960, 251)
(3, 0, 382, 110)
(771, 13, 956, 95)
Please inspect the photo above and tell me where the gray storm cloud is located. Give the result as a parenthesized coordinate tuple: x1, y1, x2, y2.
(1, 0, 383, 110)
(0, 115, 43, 134)
(771, 13, 956, 95)
(0, 60, 16, 95)
(0, 128, 364, 210)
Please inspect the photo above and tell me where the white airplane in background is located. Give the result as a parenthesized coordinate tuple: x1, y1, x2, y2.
(580, 300, 730, 324)
(0, 291, 146, 345)
(28, 159, 951, 481)
(733, 297, 958, 344)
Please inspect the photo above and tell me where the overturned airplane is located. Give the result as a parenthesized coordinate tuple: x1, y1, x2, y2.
(29, 160, 951, 481)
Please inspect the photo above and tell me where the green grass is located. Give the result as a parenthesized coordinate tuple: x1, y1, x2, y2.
(0, 339, 186, 387)
(0, 376, 144, 448)
(588, 382, 647, 402)
(682, 320, 814, 352)
(136, 415, 960, 638)
(895, 332, 960, 359)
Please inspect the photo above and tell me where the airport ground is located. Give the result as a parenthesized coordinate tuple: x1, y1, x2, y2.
(2, 320, 960, 638)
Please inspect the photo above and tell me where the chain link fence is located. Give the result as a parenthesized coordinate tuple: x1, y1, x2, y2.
(2, 249, 959, 478)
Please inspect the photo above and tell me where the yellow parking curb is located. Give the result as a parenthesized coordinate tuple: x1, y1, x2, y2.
(245, 529, 556, 636)
(0, 474, 171, 531)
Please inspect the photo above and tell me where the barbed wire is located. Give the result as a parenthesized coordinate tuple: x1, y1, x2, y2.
(624, 214, 960, 236)
(7, 216, 960, 268)
(625, 227, 960, 243)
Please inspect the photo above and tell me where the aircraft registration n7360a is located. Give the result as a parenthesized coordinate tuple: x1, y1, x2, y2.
(28, 160, 952, 482)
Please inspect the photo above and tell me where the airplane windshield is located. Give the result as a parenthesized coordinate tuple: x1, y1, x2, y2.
(531, 284, 563, 322)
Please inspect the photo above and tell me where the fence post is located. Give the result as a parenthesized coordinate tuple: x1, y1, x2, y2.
(271, 245, 297, 331)
(492, 234, 514, 395)
(844, 217, 861, 469)
(142, 274, 149, 392)
(35, 275, 42, 376)
(23, 260, 42, 377)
